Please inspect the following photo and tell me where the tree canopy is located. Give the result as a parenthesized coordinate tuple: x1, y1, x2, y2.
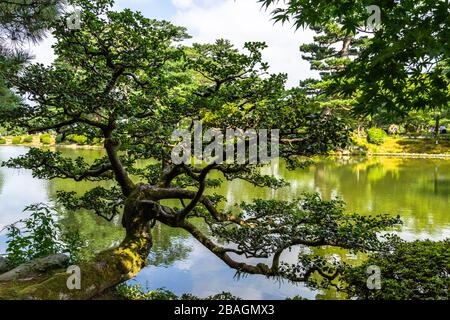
(260, 0, 450, 117)
(0, 0, 65, 131)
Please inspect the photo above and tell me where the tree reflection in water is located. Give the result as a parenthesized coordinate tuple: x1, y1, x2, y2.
(148, 222, 192, 267)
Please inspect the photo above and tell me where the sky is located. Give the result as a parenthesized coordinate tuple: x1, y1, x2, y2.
(29, 0, 318, 87)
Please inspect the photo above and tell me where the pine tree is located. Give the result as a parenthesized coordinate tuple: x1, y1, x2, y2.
(0, 0, 65, 124)
(299, 23, 369, 132)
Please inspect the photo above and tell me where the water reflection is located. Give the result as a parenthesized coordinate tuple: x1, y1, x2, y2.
(148, 223, 192, 268)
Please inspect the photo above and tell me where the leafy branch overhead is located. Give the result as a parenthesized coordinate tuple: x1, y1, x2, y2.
(259, 0, 450, 117)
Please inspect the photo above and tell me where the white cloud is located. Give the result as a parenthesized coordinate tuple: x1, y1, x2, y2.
(171, 0, 318, 87)
(28, 33, 56, 66)
(172, 0, 194, 9)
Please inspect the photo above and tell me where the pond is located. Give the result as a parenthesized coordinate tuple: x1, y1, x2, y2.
(0, 146, 449, 299)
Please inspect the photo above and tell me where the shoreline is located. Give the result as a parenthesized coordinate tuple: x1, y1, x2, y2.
(367, 152, 450, 158)
(0, 143, 103, 150)
(2, 144, 450, 159)
(333, 151, 450, 159)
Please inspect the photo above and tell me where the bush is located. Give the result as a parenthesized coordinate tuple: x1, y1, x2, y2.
(5, 204, 86, 267)
(92, 137, 103, 145)
(40, 134, 52, 145)
(367, 128, 387, 145)
(115, 284, 240, 301)
(342, 239, 450, 300)
(23, 135, 33, 143)
(41, 137, 51, 145)
(0, 137, 6, 144)
(11, 136, 22, 144)
(67, 134, 88, 145)
(116, 284, 178, 300)
(40, 134, 52, 144)
(55, 134, 64, 144)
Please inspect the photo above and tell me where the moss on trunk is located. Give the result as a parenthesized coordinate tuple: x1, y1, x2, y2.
(0, 188, 156, 300)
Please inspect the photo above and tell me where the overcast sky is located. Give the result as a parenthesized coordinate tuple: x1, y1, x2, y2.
(29, 0, 318, 87)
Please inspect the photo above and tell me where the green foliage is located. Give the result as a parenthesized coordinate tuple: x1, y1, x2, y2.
(55, 134, 100, 146)
(57, 186, 124, 222)
(210, 193, 401, 282)
(0, 0, 64, 47)
(367, 128, 386, 145)
(341, 239, 450, 300)
(40, 134, 51, 140)
(40, 134, 52, 145)
(116, 284, 178, 300)
(55, 134, 64, 144)
(0, 79, 22, 123)
(296, 22, 367, 132)
(259, 0, 378, 33)
(115, 283, 241, 300)
(5, 204, 86, 267)
(0, 137, 6, 144)
(60, 227, 86, 264)
(41, 137, 51, 145)
(91, 137, 103, 145)
(11, 136, 21, 144)
(6, 204, 63, 267)
(3, 148, 114, 182)
(67, 134, 88, 145)
(261, 0, 450, 124)
(180, 292, 241, 300)
(0, 0, 65, 135)
(23, 135, 33, 143)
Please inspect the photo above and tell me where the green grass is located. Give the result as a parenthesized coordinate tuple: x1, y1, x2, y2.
(354, 136, 450, 155)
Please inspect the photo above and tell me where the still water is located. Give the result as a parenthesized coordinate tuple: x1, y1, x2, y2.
(0, 146, 449, 299)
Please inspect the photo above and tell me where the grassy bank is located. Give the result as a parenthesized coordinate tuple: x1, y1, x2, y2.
(3, 134, 450, 157)
(0, 135, 102, 149)
(353, 136, 450, 156)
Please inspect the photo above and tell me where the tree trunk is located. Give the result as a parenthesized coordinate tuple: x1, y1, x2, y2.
(0, 189, 155, 300)
(435, 116, 440, 144)
(340, 36, 352, 58)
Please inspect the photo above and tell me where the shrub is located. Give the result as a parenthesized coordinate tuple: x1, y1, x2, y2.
(367, 128, 387, 145)
(11, 136, 22, 144)
(67, 134, 88, 145)
(115, 284, 240, 301)
(40, 134, 52, 145)
(5, 204, 62, 267)
(23, 135, 33, 143)
(74, 135, 88, 145)
(341, 239, 450, 300)
(116, 284, 178, 300)
(0, 137, 6, 144)
(5, 204, 86, 267)
(41, 137, 51, 145)
(55, 134, 64, 144)
(92, 137, 103, 145)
